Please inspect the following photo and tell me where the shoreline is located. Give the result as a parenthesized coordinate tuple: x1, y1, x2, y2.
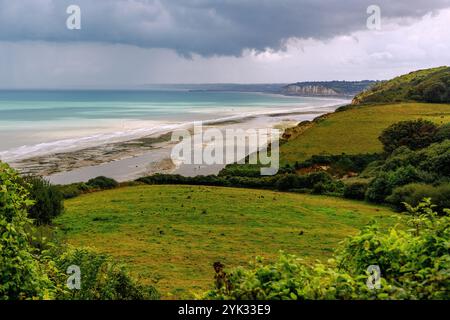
(8, 101, 349, 184)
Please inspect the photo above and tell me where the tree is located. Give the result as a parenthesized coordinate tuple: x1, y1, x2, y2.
(24, 176, 64, 225)
(379, 120, 438, 153)
(422, 82, 448, 103)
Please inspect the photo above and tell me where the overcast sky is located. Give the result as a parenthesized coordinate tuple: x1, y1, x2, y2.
(1, 0, 450, 88)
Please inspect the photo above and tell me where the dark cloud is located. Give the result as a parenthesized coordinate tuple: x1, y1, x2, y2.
(1, 0, 449, 56)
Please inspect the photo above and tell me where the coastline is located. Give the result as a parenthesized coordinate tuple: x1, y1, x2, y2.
(7, 100, 349, 184)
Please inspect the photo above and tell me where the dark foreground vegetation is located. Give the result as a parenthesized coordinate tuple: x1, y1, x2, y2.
(0, 162, 159, 300)
(205, 200, 449, 300)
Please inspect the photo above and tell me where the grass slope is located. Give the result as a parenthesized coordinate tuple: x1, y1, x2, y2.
(352, 66, 450, 104)
(280, 102, 450, 165)
(56, 185, 396, 298)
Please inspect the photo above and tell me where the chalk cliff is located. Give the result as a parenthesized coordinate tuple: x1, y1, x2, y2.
(282, 84, 339, 96)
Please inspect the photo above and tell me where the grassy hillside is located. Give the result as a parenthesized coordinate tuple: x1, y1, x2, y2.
(56, 185, 396, 298)
(280, 102, 450, 165)
(352, 66, 450, 105)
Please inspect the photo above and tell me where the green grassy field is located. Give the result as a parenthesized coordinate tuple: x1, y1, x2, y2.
(280, 103, 450, 165)
(56, 185, 396, 298)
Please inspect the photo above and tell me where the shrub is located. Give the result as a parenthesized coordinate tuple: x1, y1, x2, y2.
(205, 200, 450, 300)
(388, 165, 423, 187)
(304, 171, 333, 186)
(378, 141, 450, 180)
(311, 182, 328, 195)
(86, 176, 119, 190)
(23, 176, 64, 225)
(419, 142, 450, 177)
(1, 162, 161, 300)
(310, 179, 342, 195)
(387, 183, 433, 211)
(363, 140, 450, 205)
(138, 172, 342, 195)
(387, 183, 450, 213)
(138, 173, 277, 190)
(294, 153, 382, 176)
(275, 174, 299, 191)
(343, 181, 369, 200)
(0, 162, 54, 300)
(365, 174, 392, 203)
(422, 81, 448, 103)
(359, 160, 384, 178)
(57, 183, 86, 199)
(379, 120, 438, 153)
(219, 164, 266, 178)
(435, 123, 450, 142)
(51, 247, 160, 300)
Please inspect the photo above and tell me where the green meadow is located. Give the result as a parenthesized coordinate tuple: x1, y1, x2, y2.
(56, 185, 396, 298)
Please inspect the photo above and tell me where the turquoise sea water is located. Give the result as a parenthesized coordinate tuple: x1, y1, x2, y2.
(0, 90, 347, 161)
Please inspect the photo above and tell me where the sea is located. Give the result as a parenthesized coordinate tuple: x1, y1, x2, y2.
(0, 89, 348, 163)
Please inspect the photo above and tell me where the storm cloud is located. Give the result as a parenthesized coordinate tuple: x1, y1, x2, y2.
(1, 0, 450, 56)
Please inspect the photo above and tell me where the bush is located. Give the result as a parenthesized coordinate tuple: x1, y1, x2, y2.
(275, 174, 299, 191)
(0, 162, 54, 300)
(23, 176, 64, 225)
(139, 173, 278, 190)
(419, 141, 450, 177)
(57, 183, 88, 199)
(50, 247, 160, 300)
(304, 171, 333, 187)
(387, 183, 450, 213)
(422, 81, 448, 103)
(311, 182, 328, 195)
(363, 140, 450, 205)
(388, 165, 423, 187)
(359, 160, 384, 178)
(137, 172, 343, 195)
(435, 123, 450, 142)
(219, 164, 263, 178)
(343, 181, 369, 200)
(1, 162, 161, 300)
(380, 146, 417, 172)
(86, 176, 119, 190)
(382, 164, 427, 197)
(58, 179, 121, 200)
(274, 172, 338, 193)
(205, 200, 450, 300)
(379, 120, 438, 153)
(377, 141, 450, 180)
(295, 153, 382, 176)
(365, 174, 392, 203)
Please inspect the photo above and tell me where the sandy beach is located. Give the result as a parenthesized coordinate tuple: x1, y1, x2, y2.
(1, 89, 351, 185)
(6, 102, 347, 185)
